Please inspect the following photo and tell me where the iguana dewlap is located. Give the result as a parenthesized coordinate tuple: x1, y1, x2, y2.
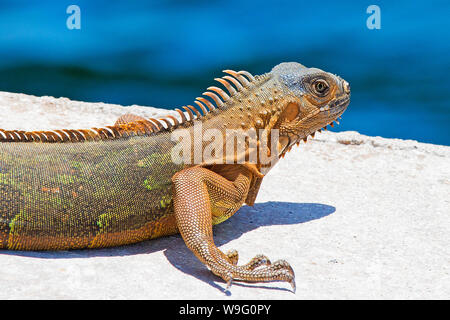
(0, 62, 350, 291)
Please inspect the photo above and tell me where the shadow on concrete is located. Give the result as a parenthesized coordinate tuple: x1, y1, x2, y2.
(163, 201, 335, 294)
(0, 201, 335, 293)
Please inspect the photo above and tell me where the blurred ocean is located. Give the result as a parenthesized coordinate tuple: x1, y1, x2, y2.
(0, 0, 448, 145)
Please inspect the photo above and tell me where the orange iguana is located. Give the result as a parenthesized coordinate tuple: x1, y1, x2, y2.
(0, 62, 350, 291)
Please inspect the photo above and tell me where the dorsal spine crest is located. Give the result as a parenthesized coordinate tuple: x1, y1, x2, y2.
(0, 69, 272, 143)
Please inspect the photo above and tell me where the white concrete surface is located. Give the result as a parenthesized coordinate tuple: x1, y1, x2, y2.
(1, 92, 449, 299)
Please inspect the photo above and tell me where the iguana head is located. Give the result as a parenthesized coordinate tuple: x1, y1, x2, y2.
(268, 62, 350, 158)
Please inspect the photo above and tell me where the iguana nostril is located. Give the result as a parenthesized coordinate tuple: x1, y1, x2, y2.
(343, 80, 350, 94)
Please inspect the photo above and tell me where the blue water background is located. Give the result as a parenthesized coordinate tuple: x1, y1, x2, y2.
(0, 0, 449, 145)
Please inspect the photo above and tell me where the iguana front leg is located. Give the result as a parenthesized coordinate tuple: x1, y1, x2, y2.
(172, 166, 295, 291)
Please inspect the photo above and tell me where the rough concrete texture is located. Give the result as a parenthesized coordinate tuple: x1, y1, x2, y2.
(1, 92, 449, 299)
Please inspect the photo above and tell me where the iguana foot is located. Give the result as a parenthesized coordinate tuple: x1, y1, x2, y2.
(172, 166, 296, 292)
(211, 255, 295, 292)
(225, 249, 239, 265)
(242, 254, 272, 270)
(225, 250, 272, 270)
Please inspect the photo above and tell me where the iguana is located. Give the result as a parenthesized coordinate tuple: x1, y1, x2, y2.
(0, 62, 350, 291)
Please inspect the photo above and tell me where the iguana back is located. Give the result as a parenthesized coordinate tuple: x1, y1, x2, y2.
(0, 69, 274, 250)
(0, 131, 182, 250)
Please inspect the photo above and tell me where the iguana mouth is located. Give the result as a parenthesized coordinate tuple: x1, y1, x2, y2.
(330, 94, 350, 114)
(320, 94, 350, 117)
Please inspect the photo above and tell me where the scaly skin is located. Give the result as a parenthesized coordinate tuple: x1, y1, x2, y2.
(0, 62, 350, 291)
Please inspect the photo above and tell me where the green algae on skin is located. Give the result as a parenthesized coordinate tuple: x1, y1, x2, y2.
(0, 133, 185, 248)
(56, 174, 78, 185)
(0, 173, 10, 185)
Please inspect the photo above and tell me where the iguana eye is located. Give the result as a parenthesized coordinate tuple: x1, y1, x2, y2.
(312, 79, 329, 96)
